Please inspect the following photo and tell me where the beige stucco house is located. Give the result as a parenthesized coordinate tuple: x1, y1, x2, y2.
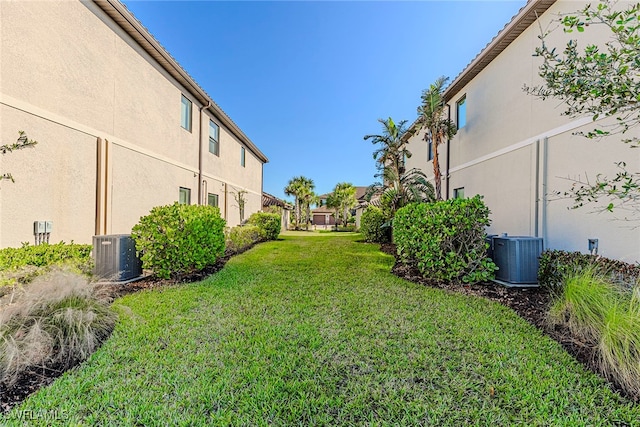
(0, 0, 268, 248)
(405, 0, 639, 263)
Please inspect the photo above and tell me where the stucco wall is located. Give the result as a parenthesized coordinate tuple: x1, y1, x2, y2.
(406, 0, 639, 262)
(0, 0, 265, 246)
(0, 107, 97, 247)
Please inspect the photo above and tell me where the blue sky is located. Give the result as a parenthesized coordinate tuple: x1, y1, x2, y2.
(122, 0, 526, 202)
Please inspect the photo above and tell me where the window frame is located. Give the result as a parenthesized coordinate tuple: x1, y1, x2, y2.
(456, 95, 466, 130)
(179, 187, 191, 205)
(453, 187, 465, 199)
(209, 120, 220, 156)
(181, 94, 192, 132)
(207, 193, 219, 207)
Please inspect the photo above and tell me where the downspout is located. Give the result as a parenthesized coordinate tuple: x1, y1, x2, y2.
(95, 137, 103, 235)
(534, 139, 540, 237)
(542, 137, 548, 246)
(198, 101, 212, 205)
(445, 104, 452, 200)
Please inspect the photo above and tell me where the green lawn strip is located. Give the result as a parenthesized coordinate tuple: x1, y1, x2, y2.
(4, 233, 638, 425)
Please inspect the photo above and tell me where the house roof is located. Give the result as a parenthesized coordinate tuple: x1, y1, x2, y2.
(93, 0, 269, 164)
(403, 0, 556, 139)
(443, 0, 556, 102)
(262, 192, 292, 209)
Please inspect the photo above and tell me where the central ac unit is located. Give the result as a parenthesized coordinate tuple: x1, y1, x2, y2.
(492, 236, 543, 285)
(93, 234, 142, 281)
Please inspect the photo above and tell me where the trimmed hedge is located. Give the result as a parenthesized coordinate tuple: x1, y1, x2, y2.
(538, 249, 640, 291)
(131, 203, 226, 279)
(248, 212, 281, 240)
(0, 242, 92, 272)
(360, 206, 388, 243)
(394, 196, 497, 284)
(225, 225, 264, 255)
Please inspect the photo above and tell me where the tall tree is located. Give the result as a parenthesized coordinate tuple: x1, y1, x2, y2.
(364, 117, 435, 218)
(524, 0, 640, 219)
(330, 182, 357, 229)
(416, 76, 458, 201)
(284, 176, 315, 230)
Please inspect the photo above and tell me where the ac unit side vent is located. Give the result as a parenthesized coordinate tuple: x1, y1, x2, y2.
(492, 236, 543, 285)
(93, 234, 142, 281)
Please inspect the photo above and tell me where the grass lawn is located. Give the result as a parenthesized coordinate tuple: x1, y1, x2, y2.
(4, 233, 639, 425)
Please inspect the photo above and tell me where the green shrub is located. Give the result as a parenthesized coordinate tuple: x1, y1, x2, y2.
(248, 212, 281, 240)
(225, 225, 264, 255)
(394, 196, 497, 284)
(0, 269, 116, 386)
(360, 206, 388, 243)
(548, 268, 640, 400)
(131, 203, 226, 279)
(538, 250, 640, 291)
(0, 242, 93, 274)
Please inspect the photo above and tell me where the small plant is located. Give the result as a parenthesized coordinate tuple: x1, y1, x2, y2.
(394, 196, 497, 284)
(0, 269, 116, 386)
(360, 206, 388, 243)
(247, 212, 281, 240)
(131, 203, 226, 279)
(225, 225, 264, 255)
(1, 131, 38, 184)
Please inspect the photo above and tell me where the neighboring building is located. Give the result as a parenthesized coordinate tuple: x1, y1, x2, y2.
(313, 187, 370, 229)
(405, 0, 639, 263)
(262, 192, 293, 231)
(0, 0, 268, 248)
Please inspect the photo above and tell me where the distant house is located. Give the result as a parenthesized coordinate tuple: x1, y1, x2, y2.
(0, 0, 268, 248)
(313, 187, 370, 229)
(262, 192, 293, 231)
(404, 0, 639, 262)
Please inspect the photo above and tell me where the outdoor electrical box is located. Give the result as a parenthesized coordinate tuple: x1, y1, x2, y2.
(93, 234, 142, 281)
(34, 221, 46, 234)
(45, 221, 53, 233)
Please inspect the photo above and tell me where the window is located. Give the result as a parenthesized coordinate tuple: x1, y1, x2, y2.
(456, 96, 466, 129)
(181, 95, 192, 131)
(240, 147, 245, 167)
(427, 138, 434, 161)
(453, 187, 465, 199)
(207, 193, 219, 207)
(209, 120, 219, 156)
(179, 187, 191, 204)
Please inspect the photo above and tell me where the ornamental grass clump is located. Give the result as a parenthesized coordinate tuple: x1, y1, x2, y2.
(0, 269, 116, 386)
(548, 268, 640, 400)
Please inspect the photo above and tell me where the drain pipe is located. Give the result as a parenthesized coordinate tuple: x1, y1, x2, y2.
(198, 101, 212, 205)
(445, 104, 452, 200)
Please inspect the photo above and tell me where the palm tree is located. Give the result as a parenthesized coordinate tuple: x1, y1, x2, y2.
(416, 76, 457, 200)
(333, 182, 357, 228)
(364, 117, 412, 185)
(284, 176, 315, 230)
(364, 117, 434, 218)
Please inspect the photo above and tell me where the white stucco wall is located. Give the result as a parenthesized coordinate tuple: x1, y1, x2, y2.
(406, 0, 639, 263)
(0, 0, 265, 246)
